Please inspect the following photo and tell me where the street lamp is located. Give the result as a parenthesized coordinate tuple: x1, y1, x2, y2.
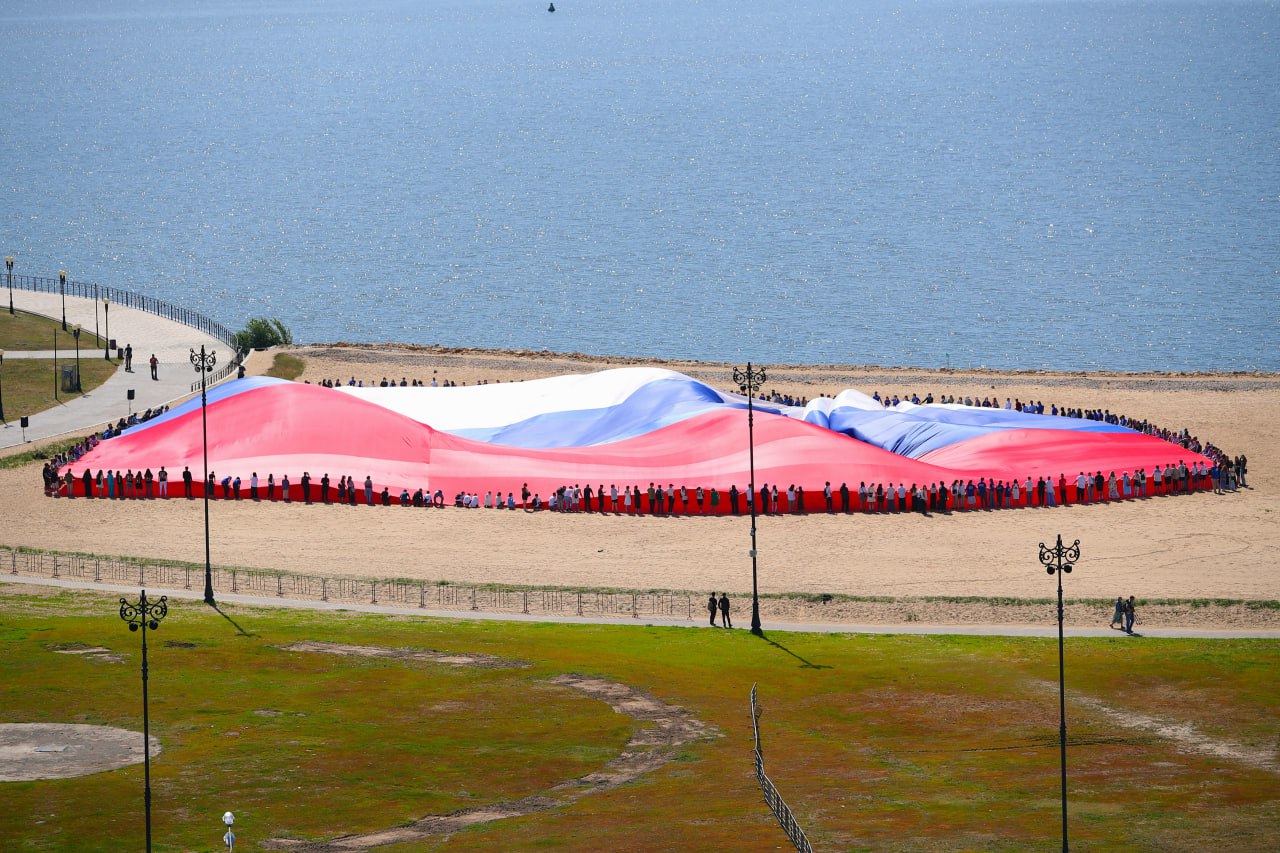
(72, 325, 82, 392)
(104, 299, 111, 360)
(5, 256, 13, 315)
(118, 589, 168, 853)
(732, 362, 767, 636)
(59, 270, 67, 330)
(1038, 534, 1080, 853)
(191, 345, 218, 606)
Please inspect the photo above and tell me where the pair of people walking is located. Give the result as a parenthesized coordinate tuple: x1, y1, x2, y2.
(707, 593, 732, 628)
(1109, 595, 1137, 633)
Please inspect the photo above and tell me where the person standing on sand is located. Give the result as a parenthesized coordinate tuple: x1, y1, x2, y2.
(718, 593, 732, 628)
(708, 594, 719, 626)
(1110, 596, 1125, 629)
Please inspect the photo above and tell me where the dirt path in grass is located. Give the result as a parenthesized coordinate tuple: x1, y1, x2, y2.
(264, 642, 713, 850)
(1033, 681, 1279, 774)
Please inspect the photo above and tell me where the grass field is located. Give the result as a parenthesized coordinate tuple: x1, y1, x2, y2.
(1, 310, 117, 421)
(265, 352, 305, 380)
(0, 586, 1276, 852)
(0, 310, 108, 352)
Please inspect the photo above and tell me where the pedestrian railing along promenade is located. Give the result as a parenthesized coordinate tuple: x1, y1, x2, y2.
(5, 272, 238, 351)
(751, 683, 815, 853)
(0, 546, 701, 621)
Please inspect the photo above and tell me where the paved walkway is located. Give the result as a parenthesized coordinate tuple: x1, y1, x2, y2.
(6, 575, 1278, 639)
(1, 292, 228, 449)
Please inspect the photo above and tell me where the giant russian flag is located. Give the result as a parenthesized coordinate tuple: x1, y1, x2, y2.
(61, 369, 1211, 509)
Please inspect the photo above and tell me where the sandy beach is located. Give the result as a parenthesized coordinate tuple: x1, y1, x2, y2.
(4, 345, 1277, 627)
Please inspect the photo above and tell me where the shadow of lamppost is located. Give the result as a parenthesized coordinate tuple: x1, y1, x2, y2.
(118, 589, 168, 853)
(1039, 534, 1080, 853)
(191, 345, 218, 605)
(732, 362, 767, 636)
(0, 349, 6, 423)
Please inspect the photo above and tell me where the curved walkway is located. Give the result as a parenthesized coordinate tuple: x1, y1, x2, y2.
(1, 293, 227, 449)
(5, 575, 1277, 639)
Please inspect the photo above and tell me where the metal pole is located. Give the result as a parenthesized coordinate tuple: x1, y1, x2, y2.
(5, 257, 12, 314)
(104, 300, 111, 360)
(191, 346, 218, 605)
(733, 362, 767, 636)
(59, 270, 67, 330)
(119, 590, 168, 853)
(73, 327, 81, 392)
(94, 283, 99, 341)
(1039, 534, 1079, 853)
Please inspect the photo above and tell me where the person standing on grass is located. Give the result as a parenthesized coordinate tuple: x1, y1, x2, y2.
(708, 593, 719, 627)
(718, 593, 733, 628)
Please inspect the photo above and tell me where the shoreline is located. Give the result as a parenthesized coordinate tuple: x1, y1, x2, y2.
(305, 342, 1280, 382)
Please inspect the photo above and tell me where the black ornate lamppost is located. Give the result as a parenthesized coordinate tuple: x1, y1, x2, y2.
(732, 362, 767, 636)
(59, 269, 67, 330)
(104, 298, 111, 360)
(1039, 534, 1080, 853)
(191, 345, 217, 605)
(118, 589, 168, 853)
(72, 325, 82, 392)
(5, 256, 13, 315)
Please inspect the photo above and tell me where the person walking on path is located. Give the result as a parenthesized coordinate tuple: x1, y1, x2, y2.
(149, 353, 158, 380)
(707, 594, 719, 627)
(1124, 596, 1137, 634)
(1109, 596, 1125, 629)
(124, 344, 133, 373)
(718, 593, 733, 628)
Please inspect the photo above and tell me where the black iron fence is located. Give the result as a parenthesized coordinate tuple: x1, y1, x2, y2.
(0, 547, 701, 621)
(751, 683, 814, 853)
(5, 272, 238, 351)
(191, 362, 240, 394)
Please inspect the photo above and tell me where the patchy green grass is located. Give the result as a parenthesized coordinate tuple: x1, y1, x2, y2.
(264, 352, 305, 380)
(0, 587, 1275, 852)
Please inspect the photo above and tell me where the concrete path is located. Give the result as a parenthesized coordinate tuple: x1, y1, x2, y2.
(1, 292, 227, 449)
(6, 575, 1278, 639)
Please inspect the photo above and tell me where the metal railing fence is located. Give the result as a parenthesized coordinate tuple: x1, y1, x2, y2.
(5, 272, 238, 351)
(0, 546, 699, 621)
(751, 683, 814, 853)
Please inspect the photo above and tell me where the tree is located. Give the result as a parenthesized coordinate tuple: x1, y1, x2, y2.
(235, 317, 293, 351)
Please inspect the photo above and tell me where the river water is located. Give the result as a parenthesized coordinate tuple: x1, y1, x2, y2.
(3, 0, 1277, 370)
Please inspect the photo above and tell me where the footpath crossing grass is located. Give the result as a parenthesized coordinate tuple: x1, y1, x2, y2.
(0, 587, 1275, 852)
